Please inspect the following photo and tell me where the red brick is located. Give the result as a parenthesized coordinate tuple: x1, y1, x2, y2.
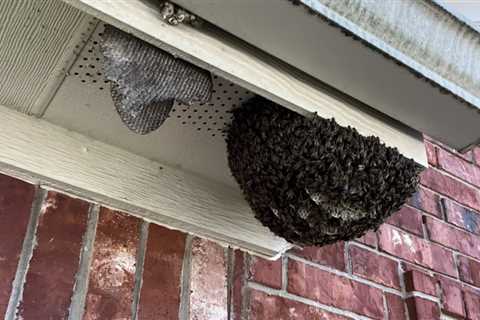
(437, 147, 480, 187)
(355, 230, 377, 248)
(250, 290, 351, 320)
(404, 270, 437, 296)
(287, 259, 384, 319)
(189, 238, 228, 320)
(386, 293, 406, 320)
(291, 242, 345, 271)
(408, 186, 442, 218)
(420, 168, 480, 212)
(387, 206, 424, 236)
(425, 141, 438, 166)
(0, 175, 35, 316)
(378, 224, 456, 276)
(437, 277, 466, 318)
(350, 245, 400, 289)
(474, 147, 480, 167)
(406, 297, 440, 320)
(464, 289, 480, 320)
(424, 138, 473, 163)
(18, 192, 89, 319)
(84, 209, 140, 320)
(248, 255, 282, 289)
(457, 255, 480, 288)
(138, 224, 186, 320)
(232, 250, 245, 320)
(425, 216, 480, 260)
(443, 199, 480, 235)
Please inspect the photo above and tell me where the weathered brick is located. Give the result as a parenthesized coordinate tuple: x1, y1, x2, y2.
(138, 224, 186, 320)
(473, 147, 480, 167)
(18, 192, 89, 319)
(232, 250, 246, 320)
(457, 255, 480, 288)
(378, 224, 456, 276)
(408, 186, 442, 218)
(189, 238, 228, 320)
(355, 230, 377, 248)
(83, 208, 140, 320)
(387, 206, 424, 236)
(250, 290, 351, 320)
(464, 289, 480, 320)
(425, 216, 480, 260)
(443, 198, 480, 235)
(290, 242, 345, 271)
(425, 140, 438, 167)
(404, 269, 437, 296)
(437, 147, 480, 187)
(248, 255, 282, 289)
(424, 138, 473, 163)
(287, 259, 384, 319)
(0, 175, 35, 316)
(436, 276, 466, 319)
(406, 297, 440, 320)
(386, 293, 406, 320)
(350, 245, 400, 289)
(420, 168, 480, 212)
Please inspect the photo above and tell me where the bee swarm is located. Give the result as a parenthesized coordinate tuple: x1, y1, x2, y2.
(227, 97, 421, 246)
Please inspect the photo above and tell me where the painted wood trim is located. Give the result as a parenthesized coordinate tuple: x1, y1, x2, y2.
(0, 105, 291, 259)
(0, 0, 94, 115)
(61, 0, 427, 167)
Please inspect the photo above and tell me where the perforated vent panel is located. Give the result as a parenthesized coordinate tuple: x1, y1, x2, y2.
(44, 23, 255, 187)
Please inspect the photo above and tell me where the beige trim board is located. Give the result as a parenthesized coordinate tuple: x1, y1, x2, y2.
(61, 0, 427, 167)
(0, 105, 291, 259)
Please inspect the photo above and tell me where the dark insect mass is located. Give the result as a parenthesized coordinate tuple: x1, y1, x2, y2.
(100, 25, 212, 134)
(227, 97, 422, 246)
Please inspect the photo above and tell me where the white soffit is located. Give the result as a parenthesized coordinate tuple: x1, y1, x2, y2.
(61, 0, 427, 167)
(0, 0, 93, 115)
(173, 0, 480, 151)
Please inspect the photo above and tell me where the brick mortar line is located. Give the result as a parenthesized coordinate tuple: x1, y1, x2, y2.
(131, 220, 149, 320)
(5, 187, 47, 320)
(287, 254, 403, 296)
(404, 291, 439, 303)
(227, 248, 234, 320)
(178, 235, 193, 320)
(67, 204, 100, 320)
(397, 260, 410, 320)
(281, 254, 288, 292)
(241, 254, 252, 320)
(247, 281, 373, 320)
(382, 295, 388, 320)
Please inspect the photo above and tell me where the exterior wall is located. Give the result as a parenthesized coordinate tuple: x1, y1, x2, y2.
(0, 139, 479, 319)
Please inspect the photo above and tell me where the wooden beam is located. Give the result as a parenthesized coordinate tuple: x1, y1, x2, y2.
(61, 0, 427, 167)
(0, 105, 291, 259)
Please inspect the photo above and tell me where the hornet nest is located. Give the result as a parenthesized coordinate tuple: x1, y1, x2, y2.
(227, 97, 421, 246)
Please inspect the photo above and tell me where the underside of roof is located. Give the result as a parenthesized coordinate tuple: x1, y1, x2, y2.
(173, 0, 480, 151)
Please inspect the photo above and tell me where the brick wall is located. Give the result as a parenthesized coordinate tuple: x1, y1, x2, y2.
(0, 139, 480, 319)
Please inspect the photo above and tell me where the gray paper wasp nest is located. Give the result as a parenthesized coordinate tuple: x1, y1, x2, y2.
(227, 97, 421, 246)
(101, 25, 212, 134)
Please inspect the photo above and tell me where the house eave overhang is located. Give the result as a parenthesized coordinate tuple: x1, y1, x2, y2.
(173, 0, 480, 151)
